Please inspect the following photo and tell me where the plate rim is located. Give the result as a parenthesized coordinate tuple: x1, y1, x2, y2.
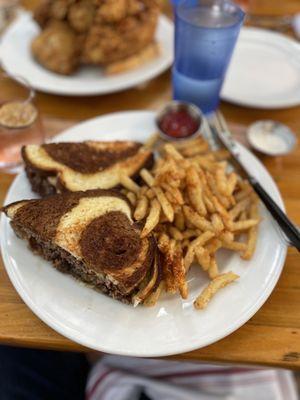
(0, 111, 287, 356)
(0, 12, 174, 96)
(221, 26, 300, 109)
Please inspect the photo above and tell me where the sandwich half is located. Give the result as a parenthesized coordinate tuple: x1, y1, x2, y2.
(2, 189, 159, 304)
(22, 141, 153, 196)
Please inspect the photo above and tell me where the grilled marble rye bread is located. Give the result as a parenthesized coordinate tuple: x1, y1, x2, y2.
(2, 190, 159, 304)
(22, 141, 153, 196)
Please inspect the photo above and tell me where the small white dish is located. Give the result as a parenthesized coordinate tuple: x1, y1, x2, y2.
(222, 27, 300, 109)
(0, 12, 173, 96)
(0, 111, 287, 357)
(247, 120, 297, 156)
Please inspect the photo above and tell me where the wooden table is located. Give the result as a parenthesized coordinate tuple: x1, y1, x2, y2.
(0, 0, 299, 370)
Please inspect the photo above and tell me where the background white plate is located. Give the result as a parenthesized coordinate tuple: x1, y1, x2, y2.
(0, 13, 173, 96)
(0, 111, 287, 357)
(222, 27, 300, 109)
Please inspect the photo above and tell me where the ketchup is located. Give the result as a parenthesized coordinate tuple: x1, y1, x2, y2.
(159, 109, 199, 139)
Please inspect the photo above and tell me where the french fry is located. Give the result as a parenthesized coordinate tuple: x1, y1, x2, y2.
(208, 257, 219, 279)
(235, 186, 252, 201)
(120, 173, 140, 193)
(194, 272, 239, 310)
(205, 238, 222, 254)
(144, 132, 159, 150)
(203, 193, 216, 213)
(173, 244, 188, 299)
(211, 196, 232, 230)
(126, 191, 136, 206)
(173, 136, 205, 149)
(183, 205, 214, 232)
(161, 183, 184, 205)
(186, 165, 207, 216)
(242, 202, 259, 260)
(146, 188, 155, 199)
(215, 167, 228, 196)
(190, 231, 215, 248)
(221, 240, 247, 252)
(195, 247, 210, 271)
(239, 210, 247, 221)
(229, 198, 251, 220)
(180, 141, 209, 157)
(174, 211, 185, 231)
(219, 231, 247, 252)
(157, 232, 169, 251)
(157, 234, 176, 293)
(140, 168, 155, 186)
(134, 195, 149, 221)
(231, 219, 259, 232)
(141, 199, 161, 237)
(168, 226, 183, 241)
(212, 148, 230, 161)
(182, 229, 200, 239)
(165, 190, 176, 205)
(182, 239, 190, 249)
(211, 213, 224, 233)
(153, 186, 174, 222)
(207, 172, 231, 209)
(164, 143, 184, 161)
(220, 231, 234, 242)
(227, 172, 238, 195)
(184, 246, 195, 272)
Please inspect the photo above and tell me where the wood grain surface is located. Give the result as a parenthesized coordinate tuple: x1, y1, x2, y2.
(0, 0, 299, 369)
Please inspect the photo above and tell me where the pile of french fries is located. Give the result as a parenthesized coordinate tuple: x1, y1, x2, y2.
(120, 134, 260, 309)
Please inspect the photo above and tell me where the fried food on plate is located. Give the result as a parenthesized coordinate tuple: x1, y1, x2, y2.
(119, 134, 260, 308)
(82, 6, 158, 65)
(31, 21, 80, 75)
(68, 1, 95, 32)
(94, 0, 127, 23)
(32, 0, 160, 75)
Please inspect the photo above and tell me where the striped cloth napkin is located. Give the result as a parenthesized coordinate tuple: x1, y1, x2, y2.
(86, 356, 298, 400)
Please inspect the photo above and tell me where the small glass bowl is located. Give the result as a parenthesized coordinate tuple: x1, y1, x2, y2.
(0, 72, 44, 173)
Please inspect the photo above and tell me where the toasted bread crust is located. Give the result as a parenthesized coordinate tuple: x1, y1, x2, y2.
(42, 141, 142, 173)
(22, 141, 154, 195)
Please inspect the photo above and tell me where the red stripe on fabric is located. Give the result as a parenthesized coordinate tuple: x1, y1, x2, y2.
(86, 368, 113, 400)
(152, 367, 257, 379)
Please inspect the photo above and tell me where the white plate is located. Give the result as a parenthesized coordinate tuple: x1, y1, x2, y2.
(222, 27, 300, 109)
(0, 12, 173, 96)
(0, 111, 287, 357)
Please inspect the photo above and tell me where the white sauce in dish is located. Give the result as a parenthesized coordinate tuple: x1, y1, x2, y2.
(251, 131, 288, 155)
(247, 120, 296, 156)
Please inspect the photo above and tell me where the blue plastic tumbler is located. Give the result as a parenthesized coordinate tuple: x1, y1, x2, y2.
(173, 0, 245, 114)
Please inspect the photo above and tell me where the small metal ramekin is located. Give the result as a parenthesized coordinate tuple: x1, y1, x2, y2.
(156, 101, 203, 141)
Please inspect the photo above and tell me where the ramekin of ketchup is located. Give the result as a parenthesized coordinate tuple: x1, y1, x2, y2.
(156, 101, 202, 141)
